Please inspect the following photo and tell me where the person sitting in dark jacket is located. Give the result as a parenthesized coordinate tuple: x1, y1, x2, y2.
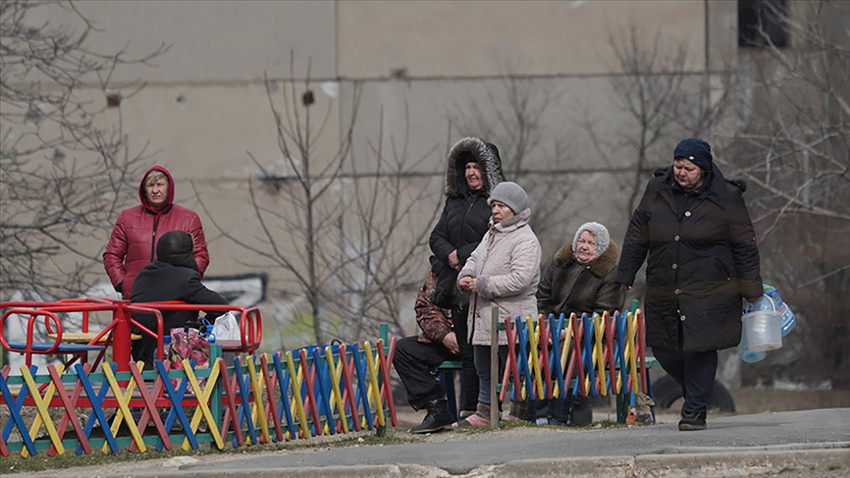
(130, 230, 228, 369)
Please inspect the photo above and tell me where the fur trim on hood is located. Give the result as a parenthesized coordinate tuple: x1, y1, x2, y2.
(444, 137, 504, 197)
(553, 239, 619, 278)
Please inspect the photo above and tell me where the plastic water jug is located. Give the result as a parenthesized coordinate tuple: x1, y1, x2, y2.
(739, 284, 794, 361)
(741, 294, 782, 352)
(763, 284, 796, 336)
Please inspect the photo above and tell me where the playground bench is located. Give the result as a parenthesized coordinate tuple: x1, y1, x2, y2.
(384, 300, 656, 425)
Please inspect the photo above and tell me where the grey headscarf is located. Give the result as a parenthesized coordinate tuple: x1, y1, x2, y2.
(571, 222, 610, 260)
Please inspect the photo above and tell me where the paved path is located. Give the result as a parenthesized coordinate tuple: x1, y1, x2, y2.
(183, 408, 850, 477)
(8, 408, 850, 477)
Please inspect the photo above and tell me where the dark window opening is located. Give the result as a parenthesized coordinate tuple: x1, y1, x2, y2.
(739, 0, 789, 48)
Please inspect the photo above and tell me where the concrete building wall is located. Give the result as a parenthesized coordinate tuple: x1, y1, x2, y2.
(336, 1, 710, 77)
(29, 0, 338, 82)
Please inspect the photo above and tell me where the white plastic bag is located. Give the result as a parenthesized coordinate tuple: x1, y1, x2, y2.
(211, 311, 240, 341)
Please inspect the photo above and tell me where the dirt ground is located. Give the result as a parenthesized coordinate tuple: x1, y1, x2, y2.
(725, 387, 850, 414)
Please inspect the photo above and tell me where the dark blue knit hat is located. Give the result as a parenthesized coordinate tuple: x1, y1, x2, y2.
(673, 138, 713, 171)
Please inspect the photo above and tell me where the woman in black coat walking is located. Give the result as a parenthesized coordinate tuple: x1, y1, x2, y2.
(615, 138, 763, 431)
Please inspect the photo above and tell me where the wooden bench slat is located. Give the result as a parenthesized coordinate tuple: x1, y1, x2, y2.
(47, 332, 142, 344)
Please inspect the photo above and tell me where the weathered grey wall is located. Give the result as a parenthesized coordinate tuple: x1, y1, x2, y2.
(28, 1, 338, 82)
(336, 1, 711, 77)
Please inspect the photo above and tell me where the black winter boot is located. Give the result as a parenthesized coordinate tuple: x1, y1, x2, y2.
(678, 410, 707, 431)
(410, 399, 453, 434)
(569, 395, 593, 427)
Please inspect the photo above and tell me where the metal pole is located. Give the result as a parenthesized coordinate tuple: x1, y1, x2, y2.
(210, 342, 223, 433)
(490, 306, 499, 428)
(113, 301, 131, 371)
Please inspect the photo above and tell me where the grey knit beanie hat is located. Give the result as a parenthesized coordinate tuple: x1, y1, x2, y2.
(571, 222, 610, 259)
(487, 181, 529, 214)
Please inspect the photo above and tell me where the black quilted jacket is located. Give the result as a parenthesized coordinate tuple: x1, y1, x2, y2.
(615, 164, 763, 352)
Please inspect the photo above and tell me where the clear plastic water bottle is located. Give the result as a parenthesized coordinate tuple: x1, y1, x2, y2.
(744, 294, 774, 314)
(763, 285, 796, 336)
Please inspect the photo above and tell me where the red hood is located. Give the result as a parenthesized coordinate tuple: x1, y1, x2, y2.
(138, 165, 175, 213)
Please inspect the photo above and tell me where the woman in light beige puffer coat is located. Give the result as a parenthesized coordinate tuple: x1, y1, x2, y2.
(456, 181, 541, 427)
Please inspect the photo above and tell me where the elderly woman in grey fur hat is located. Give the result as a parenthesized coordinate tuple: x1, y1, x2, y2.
(530, 221, 624, 426)
(456, 181, 541, 427)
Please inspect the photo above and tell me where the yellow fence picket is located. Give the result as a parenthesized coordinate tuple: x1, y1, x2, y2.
(19, 365, 64, 456)
(180, 358, 225, 450)
(101, 361, 145, 453)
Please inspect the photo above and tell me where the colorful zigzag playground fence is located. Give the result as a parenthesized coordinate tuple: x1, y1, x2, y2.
(1, 338, 398, 458)
(1, 301, 654, 459)
(494, 304, 656, 423)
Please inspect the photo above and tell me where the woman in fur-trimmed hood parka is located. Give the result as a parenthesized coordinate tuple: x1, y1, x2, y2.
(429, 137, 505, 286)
(392, 137, 505, 433)
(426, 137, 504, 406)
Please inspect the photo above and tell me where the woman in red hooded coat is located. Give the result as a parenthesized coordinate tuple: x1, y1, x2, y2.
(103, 165, 210, 299)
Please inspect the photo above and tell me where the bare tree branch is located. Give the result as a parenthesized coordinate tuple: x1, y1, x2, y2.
(1, 0, 166, 300)
(730, 0, 849, 387)
(197, 55, 441, 345)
